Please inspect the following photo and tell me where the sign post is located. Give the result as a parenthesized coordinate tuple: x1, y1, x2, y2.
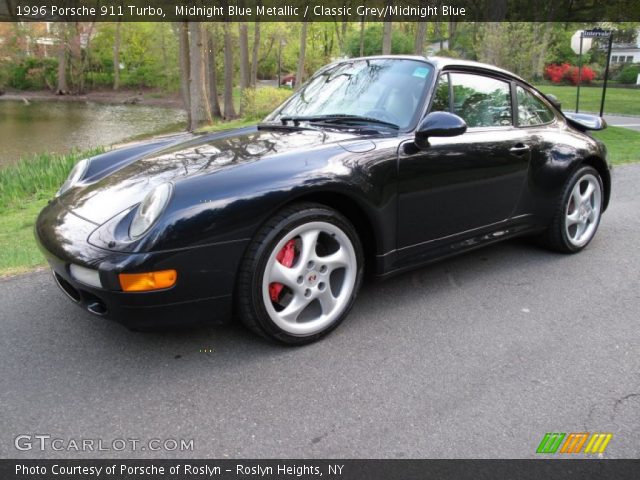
(593, 30, 615, 117)
(576, 35, 584, 113)
(573, 28, 613, 117)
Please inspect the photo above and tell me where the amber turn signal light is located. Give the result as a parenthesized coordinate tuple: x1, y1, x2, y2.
(119, 270, 177, 292)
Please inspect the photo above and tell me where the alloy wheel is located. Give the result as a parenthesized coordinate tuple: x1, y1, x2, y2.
(261, 221, 358, 336)
(565, 173, 602, 248)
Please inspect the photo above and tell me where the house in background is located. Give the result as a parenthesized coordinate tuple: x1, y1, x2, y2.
(610, 28, 640, 64)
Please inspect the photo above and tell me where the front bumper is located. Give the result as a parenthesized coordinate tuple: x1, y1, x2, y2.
(35, 202, 248, 330)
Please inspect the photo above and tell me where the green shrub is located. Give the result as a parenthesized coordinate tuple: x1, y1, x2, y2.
(616, 64, 640, 84)
(241, 87, 293, 119)
(7, 57, 58, 90)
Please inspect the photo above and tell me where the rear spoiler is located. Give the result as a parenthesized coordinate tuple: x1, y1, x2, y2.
(563, 112, 607, 132)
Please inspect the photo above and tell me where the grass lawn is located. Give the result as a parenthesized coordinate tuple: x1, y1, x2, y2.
(592, 126, 640, 164)
(0, 197, 49, 276)
(534, 85, 640, 116)
(0, 120, 638, 277)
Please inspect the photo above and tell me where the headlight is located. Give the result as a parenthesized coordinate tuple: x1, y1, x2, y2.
(56, 158, 89, 197)
(129, 182, 173, 238)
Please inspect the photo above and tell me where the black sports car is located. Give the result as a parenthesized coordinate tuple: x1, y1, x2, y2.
(35, 56, 611, 344)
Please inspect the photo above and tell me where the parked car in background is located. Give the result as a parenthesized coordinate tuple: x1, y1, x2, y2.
(280, 73, 296, 88)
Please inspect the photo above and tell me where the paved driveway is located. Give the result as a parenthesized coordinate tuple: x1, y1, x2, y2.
(1, 164, 639, 459)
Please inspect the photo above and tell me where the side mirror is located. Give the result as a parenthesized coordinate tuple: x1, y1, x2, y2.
(415, 112, 467, 149)
(545, 93, 562, 111)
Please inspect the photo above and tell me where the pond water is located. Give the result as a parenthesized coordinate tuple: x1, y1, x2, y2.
(0, 100, 186, 167)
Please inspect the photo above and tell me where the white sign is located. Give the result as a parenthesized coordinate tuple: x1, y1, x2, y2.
(571, 30, 593, 55)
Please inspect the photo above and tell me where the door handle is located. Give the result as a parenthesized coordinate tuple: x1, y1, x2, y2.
(509, 143, 530, 155)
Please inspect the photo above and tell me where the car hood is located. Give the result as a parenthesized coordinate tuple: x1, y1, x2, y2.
(61, 126, 370, 225)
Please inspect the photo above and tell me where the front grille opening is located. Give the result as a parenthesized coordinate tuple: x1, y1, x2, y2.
(53, 272, 81, 303)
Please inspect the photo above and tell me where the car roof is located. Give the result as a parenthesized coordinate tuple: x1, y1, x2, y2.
(338, 54, 530, 86)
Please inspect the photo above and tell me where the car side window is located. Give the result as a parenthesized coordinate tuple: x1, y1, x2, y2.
(516, 86, 555, 126)
(430, 74, 450, 112)
(450, 73, 512, 128)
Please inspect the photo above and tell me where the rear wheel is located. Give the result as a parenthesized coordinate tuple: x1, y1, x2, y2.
(237, 203, 364, 344)
(539, 165, 603, 253)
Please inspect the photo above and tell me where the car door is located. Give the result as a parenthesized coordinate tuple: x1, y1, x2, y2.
(397, 71, 530, 254)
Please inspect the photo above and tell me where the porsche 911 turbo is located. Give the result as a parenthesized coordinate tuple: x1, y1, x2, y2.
(35, 56, 611, 344)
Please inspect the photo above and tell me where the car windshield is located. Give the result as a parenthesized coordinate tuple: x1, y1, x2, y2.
(266, 58, 433, 130)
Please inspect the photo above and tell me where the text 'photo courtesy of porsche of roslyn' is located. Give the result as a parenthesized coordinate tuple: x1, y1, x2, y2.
(1, 1, 640, 478)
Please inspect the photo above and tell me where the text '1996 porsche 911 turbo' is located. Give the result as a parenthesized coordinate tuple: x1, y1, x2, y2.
(36, 56, 611, 344)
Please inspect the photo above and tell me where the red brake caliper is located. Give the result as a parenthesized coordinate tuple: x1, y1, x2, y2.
(269, 239, 296, 302)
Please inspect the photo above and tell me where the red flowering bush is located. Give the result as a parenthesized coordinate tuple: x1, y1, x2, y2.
(544, 63, 571, 83)
(544, 63, 596, 85)
(567, 65, 596, 85)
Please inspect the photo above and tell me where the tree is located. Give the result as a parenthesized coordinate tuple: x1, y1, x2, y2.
(448, 20, 457, 50)
(176, 22, 191, 128)
(295, 22, 308, 90)
(414, 22, 427, 55)
(222, 21, 236, 119)
(382, 21, 392, 54)
(67, 22, 95, 94)
(113, 20, 121, 90)
(250, 21, 260, 87)
(55, 24, 68, 94)
(188, 22, 212, 130)
(359, 18, 365, 56)
(238, 22, 250, 115)
(206, 26, 222, 118)
(475, 22, 551, 81)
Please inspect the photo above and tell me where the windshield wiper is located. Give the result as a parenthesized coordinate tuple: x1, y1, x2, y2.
(280, 114, 399, 130)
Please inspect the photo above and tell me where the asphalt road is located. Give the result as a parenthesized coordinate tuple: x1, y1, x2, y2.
(603, 114, 640, 132)
(1, 164, 639, 460)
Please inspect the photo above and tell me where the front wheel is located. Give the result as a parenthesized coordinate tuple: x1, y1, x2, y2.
(539, 165, 604, 253)
(237, 203, 364, 344)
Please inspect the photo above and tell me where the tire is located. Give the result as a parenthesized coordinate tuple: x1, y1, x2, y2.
(538, 165, 604, 253)
(236, 202, 364, 345)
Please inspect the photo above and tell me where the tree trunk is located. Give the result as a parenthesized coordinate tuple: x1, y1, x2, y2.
(177, 21, 191, 128)
(188, 22, 212, 130)
(435, 21, 443, 50)
(448, 20, 457, 50)
(250, 21, 260, 87)
(295, 22, 308, 91)
(414, 22, 427, 56)
(160, 24, 169, 90)
(56, 25, 68, 94)
(113, 20, 121, 90)
(359, 18, 365, 56)
(382, 21, 392, 55)
(238, 22, 250, 115)
(223, 21, 236, 119)
(206, 26, 222, 118)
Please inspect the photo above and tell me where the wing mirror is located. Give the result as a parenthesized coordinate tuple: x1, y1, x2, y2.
(415, 112, 467, 149)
